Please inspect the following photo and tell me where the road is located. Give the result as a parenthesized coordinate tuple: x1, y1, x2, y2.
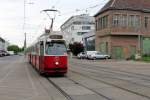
(0, 56, 150, 100)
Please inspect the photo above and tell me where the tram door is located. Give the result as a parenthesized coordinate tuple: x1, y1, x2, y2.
(39, 41, 44, 72)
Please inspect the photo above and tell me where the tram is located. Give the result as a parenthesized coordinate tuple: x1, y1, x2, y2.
(27, 33, 68, 75)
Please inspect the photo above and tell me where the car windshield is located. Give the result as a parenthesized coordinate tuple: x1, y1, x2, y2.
(45, 42, 67, 55)
(95, 52, 101, 54)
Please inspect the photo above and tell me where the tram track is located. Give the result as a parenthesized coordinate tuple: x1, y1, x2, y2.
(47, 76, 113, 100)
(71, 63, 150, 89)
(69, 69, 150, 100)
(69, 62, 150, 99)
(71, 62, 150, 84)
(66, 76, 112, 100)
(46, 78, 74, 100)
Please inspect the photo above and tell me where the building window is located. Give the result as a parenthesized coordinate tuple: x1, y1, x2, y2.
(122, 15, 127, 27)
(135, 15, 140, 28)
(98, 18, 102, 29)
(128, 15, 140, 28)
(77, 32, 87, 35)
(145, 17, 149, 28)
(113, 14, 120, 27)
(97, 15, 108, 30)
(96, 20, 98, 31)
(113, 14, 140, 28)
(103, 16, 108, 28)
(82, 26, 91, 30)
(73, 21, 81, 25)
(71, 26, 74, 30)
(129, 15, 135, 27)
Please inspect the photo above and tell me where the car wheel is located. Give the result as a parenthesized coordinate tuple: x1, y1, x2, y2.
(93, 57, 96, 60)
(105, 56, 109, 59)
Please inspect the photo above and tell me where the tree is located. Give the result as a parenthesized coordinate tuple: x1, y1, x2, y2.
(69, 42, 84, 56)
(7, 45, 20, 54)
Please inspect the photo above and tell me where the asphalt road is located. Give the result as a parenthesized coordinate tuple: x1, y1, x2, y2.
(68, 58, 150, 100)
(0, 56, 68, 100)
(0, 56, 150, 100)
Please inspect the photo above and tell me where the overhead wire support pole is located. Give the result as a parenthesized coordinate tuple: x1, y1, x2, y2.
(23, 0, 27, 53)
(23, 0, 34, 54)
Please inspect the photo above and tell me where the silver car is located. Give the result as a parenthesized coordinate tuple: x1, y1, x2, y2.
(88, 52, 111, 60)
(77, 52, 86, 59)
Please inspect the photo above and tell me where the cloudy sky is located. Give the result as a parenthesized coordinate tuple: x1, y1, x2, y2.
(0, 0, 108, 47)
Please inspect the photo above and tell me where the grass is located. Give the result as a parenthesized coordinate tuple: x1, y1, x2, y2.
(142, 56, 150, 62)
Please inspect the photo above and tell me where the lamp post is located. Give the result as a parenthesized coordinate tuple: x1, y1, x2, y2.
(23, 0, 34, 53)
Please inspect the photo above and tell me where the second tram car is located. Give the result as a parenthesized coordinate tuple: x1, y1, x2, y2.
(27, 34, 68, 75)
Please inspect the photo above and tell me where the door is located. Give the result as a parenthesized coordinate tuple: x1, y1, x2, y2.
(112, 46, 124, 59)
(39, 41, 44, 72)
(129, 45, 136, 57)
(99, 42, 108, 54)
(143, 37, 150, 55)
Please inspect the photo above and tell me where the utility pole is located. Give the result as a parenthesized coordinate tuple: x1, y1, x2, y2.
(24, 33, 27, 50)
(23, 0, 34, 52)
(23, 0, 26, 53)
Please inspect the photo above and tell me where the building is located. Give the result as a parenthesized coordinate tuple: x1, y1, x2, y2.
(0, 37, 9, 51)
(0, 37, 5, 51)
(61, 14, 95, 45)
(83, 31, 95, 51)
(95, 0, 150, 59)
(4, 41, 9, 51)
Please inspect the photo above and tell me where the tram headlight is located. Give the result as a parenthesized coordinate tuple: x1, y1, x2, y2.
(55, 62, 59, 65)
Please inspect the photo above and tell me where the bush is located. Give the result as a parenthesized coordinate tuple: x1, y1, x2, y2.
(69, 42, 84, 56)
(142, 56, 150, 62)
(141, 54, 150, 62)
(142, 54, 150, 57)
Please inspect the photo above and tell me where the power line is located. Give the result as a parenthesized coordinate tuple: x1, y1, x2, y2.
(34, 17, 47, 34)
(59, 3, 106, 16)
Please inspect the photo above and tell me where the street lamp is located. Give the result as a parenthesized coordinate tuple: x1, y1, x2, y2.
(23, 0, 34, 53)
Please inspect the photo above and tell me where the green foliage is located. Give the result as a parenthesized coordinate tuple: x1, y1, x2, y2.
(69, 42, 84, 56)
(7, 45, 23, 54)
(142, 55, 150, 62)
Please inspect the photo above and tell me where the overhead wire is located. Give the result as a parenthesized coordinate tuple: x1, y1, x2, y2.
(27, 0, 108, 35)
(58, 2, 106, 17)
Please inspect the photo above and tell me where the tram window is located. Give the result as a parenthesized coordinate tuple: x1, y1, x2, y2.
(40, 42, 44, 55)
(45, 42, 67, 55)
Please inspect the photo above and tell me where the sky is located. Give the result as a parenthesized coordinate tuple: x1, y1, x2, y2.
(0, 0, 108, 47)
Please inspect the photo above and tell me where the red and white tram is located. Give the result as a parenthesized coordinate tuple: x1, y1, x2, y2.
(27, 34, 68, 75)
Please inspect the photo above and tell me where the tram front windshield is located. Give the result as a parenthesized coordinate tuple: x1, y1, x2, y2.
(45, 42, 67, 55)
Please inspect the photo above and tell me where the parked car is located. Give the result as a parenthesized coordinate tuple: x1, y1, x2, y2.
(0, 51, 3, 57)
(0, 50, 10, 57)
(86, 51, 98, 59)
(77, 52, 86, 59)
(7, 51, 14, 55)
(88, 52, 111, 60)
(4, 51, 10, 56)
